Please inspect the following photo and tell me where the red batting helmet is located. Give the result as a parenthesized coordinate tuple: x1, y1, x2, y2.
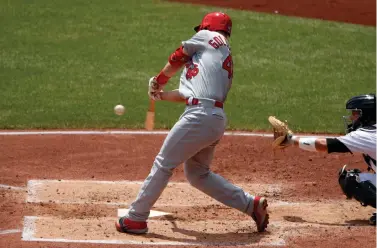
(194, 12, 232, 36)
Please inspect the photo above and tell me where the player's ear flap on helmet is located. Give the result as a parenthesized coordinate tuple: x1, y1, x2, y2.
(193, 12, 232, 37)
(343, 93, 376, 133)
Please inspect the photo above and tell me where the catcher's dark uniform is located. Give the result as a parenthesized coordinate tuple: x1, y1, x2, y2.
(329, 125, 376, 191)
(328, 94, 376, 225)
(269, 94, 376, 225)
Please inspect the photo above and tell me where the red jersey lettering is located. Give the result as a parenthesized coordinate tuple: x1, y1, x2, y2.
(208, 36, 227, 49)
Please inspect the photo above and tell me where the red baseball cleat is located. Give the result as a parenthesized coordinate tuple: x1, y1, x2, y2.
(115, 217, 148, 234)
(251, 196, 269, 232)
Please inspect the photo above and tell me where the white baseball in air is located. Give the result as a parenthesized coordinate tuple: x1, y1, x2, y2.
(114, 104, 125, 115)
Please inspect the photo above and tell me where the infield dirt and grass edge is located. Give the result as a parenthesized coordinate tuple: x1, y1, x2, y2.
(0, 0, 375, 133)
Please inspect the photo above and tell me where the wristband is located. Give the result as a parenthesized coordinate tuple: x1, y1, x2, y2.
(298, 137, 317, 152)
(155, 72, 170, 85)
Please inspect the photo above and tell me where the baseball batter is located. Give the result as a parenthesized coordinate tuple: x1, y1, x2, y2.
(271, 94, 376, 225)
(115, 12, 269, 234)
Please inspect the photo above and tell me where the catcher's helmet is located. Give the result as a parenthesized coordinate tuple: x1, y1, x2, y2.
(194, 12, 232, 37)
(343, 94, 376, 133)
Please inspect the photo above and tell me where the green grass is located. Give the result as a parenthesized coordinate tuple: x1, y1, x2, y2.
(0, 0, 375, 132)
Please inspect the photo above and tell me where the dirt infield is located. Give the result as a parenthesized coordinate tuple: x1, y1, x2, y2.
(0, 133, 375, 248)
(169, 0, 376, 26)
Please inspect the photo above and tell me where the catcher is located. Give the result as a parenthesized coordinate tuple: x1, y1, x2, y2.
(269, 94, 376, 225)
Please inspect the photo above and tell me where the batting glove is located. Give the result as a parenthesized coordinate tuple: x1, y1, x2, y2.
(148, 77, 163, 101)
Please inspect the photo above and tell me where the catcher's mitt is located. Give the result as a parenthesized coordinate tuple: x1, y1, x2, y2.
(268, 116, 294, 149)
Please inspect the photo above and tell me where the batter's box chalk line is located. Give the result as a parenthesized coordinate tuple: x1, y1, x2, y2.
(117, 209, 172, 218)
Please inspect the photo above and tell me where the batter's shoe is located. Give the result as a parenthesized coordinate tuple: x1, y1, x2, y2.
(251, 196, 269, 232)
(115, 217, 148, 234)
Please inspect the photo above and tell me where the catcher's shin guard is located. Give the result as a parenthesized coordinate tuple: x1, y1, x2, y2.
(338, 165, 376, 208)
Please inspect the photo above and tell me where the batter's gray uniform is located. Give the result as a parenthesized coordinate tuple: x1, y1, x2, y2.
(127, 30, 257, 221)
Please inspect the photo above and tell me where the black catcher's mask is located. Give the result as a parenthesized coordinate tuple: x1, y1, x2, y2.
(343, 94, 376, 133)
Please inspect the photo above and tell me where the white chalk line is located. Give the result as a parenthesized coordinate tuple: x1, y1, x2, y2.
(0, 130, 171, 136)
(26, 179, 282, 186)
(25, 198, 299, 208)
(22, 216, 36, 241)
(22, 237, 286, 247)
(23, 237, 199, 246)
(22, 216, 286, 246)
(118, 209, 172, 218)
(0, 229, 22, 235)
(0, 184, 26, 191)
(0, 130, 337, 138)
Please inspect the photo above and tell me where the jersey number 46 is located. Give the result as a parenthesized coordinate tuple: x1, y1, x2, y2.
(222, 54, 233, 79)
(185, 54, 233, 80)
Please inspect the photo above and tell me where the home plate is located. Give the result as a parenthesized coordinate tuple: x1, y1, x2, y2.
(117, 209, 172, 218)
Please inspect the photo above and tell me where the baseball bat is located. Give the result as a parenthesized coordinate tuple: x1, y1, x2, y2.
(145, 99, 155, 130)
